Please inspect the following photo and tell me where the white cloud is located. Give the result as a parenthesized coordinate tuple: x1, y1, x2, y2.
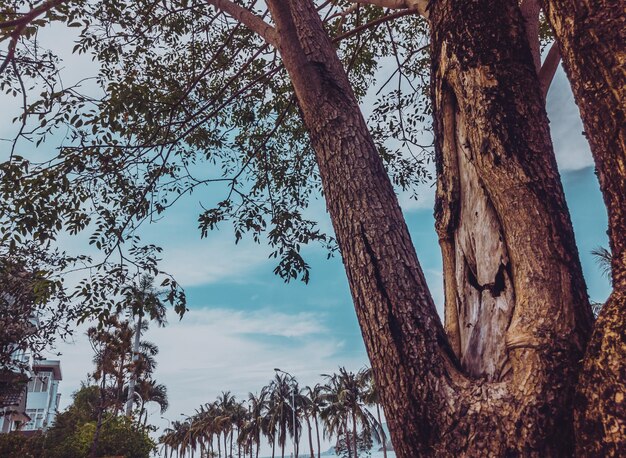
(159, 236, 272, 286)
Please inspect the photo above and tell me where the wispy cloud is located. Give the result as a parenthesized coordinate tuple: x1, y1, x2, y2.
(52, 306, 368, 439)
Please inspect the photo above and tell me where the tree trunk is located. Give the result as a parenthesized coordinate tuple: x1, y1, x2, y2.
(90, 369, 107, 458)
(125, 312, 142, 417)
(351, 410, 358, 458)
(375, 403, 387, 458)
(539, 1, 626, 454)
(266, 1, 459, 455)
(306, 416, 314, 458)
(262, 0, 592, 456)
(344, 418, 351, 458)
(314, 415, 320, 458)
(429, 0, 593, 453)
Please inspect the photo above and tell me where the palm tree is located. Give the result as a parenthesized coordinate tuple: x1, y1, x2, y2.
(124, 274, 167, 417)
(246, 390, 268, 458)
(215, 391, 237, 457)
(304, 385, 325, 458)
(87, 316, 130, 457)
(268, 373, 298, 458)
(135, 379, 168, 427)
(320, 372, 351, 458)
(321, 368, 383, 458)
(361, 368, 387, 458)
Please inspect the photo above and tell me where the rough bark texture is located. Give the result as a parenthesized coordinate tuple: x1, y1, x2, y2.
(538, 1, 626, 454)
(429, 0, 595, 453)
(265, 1, 459, 455)
(263, 0, 593, 455)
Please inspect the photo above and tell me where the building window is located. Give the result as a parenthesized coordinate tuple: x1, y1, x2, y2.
(27, 373, 50, 392)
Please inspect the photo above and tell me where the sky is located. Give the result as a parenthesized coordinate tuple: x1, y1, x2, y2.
(1, 18, 612, 457)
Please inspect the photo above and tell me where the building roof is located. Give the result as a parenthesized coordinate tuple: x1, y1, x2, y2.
(32, 360, 62, 381)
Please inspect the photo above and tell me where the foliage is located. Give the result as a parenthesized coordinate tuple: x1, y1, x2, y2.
(0, 248, 73, 384)
(0, 0, 432, 292)
(335, 430, 374, 458)
(0, 431, 29, 457)
(0, 384, 156, 457)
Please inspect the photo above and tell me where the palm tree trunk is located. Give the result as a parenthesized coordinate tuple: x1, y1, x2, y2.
(271, 432, 275, 458)
(314, 416, 320, 458)
(352, 410, 358, 458)
(376, 403, 387, 458)
(306, 416, 314, 458)
(223, 431, 228, 458)
(230, 428, 234, 457)
(125, 312, 143, 417)
(344, 418, 351, 458)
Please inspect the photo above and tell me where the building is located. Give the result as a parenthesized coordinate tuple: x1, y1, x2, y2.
(22, 360, 62, 432)
(0, 350, 33, 433)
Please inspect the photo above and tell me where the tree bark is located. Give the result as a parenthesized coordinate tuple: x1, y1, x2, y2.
(306, 416, 314, 458)
(314, 415, 320, 458)
(538, 1, 626, 454)
(265, 2, 461, 457)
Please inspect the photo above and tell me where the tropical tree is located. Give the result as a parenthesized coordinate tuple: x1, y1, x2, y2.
(244, 390, 268, 458)
(319, 368, 382, 458)
(304, 385, 325, 458)
(135, 379, 169, 427)
(123, 274, 168, 417)
(360, 370, 387, 458)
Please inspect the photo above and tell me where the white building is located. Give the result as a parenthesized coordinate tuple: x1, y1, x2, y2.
(22, 360, 62, 432)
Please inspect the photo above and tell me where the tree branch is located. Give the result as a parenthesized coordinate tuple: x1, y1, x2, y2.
(539, 41, 561, 98)
(0, 0, 69, 29)
(206, 0, 279, 47)
(332, 8, 419, 43)
(345, 0, 429, 18)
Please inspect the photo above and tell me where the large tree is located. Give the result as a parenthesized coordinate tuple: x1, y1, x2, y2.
(0, 0, 623, 456)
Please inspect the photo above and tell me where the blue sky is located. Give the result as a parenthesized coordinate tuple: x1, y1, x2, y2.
(0, 21, 611, 453)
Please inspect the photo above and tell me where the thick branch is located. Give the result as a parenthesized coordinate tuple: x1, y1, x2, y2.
(207, 0, 279, 47)
(538, 41, 561, 97)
